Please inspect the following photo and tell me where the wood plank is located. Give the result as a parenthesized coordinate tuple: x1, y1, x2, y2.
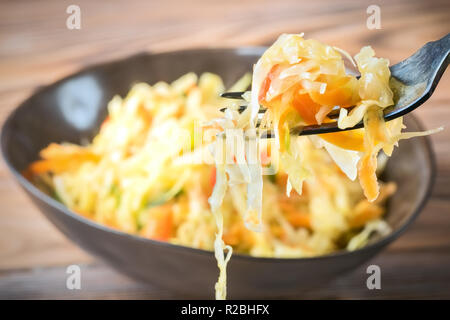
(1, 247, 449, 299)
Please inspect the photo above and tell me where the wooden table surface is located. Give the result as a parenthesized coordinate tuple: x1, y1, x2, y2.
(0, 0, 449, 299)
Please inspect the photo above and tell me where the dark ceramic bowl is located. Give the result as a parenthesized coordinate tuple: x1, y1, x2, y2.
(1, 48, 436, 298)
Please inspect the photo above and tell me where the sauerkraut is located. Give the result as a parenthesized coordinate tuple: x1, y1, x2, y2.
(209, 33, 442, 298)
(26, 35, 440, 299)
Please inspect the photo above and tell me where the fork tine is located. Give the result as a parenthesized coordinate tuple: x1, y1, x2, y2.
(219, 106, 266, 113)
(220, 91, 246, 99)
(219, 104, 355, 119)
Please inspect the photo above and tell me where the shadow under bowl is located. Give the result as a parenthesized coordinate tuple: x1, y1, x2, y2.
(1, 48, 436, 298)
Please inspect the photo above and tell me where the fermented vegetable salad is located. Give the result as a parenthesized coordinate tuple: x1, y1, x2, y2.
(27, 34, 441, 300)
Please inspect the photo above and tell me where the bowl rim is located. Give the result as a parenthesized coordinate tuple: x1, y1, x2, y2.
(0, 47, 437, 263)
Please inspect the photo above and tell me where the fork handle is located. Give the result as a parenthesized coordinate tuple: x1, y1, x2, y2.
(390, 33, 449, 88)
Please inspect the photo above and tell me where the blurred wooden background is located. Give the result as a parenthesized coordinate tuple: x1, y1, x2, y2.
(0, 0, 449, 299)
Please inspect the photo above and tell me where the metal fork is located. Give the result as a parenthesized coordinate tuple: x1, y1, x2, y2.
(221, 33, 449, 137)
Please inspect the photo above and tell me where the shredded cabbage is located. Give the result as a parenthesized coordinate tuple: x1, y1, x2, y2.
(210, 33, 441, 297)
(27, 34, 442, 300)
